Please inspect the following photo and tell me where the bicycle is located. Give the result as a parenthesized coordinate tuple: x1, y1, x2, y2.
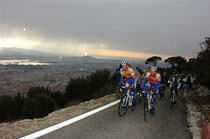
(170, 87, 177, 109)
(143, 88, 155, 122)
(136, 81, 143, 103)
(159, 84, 165, 101)
(137, 89, 143, 104)
(118, 86, 136, 117)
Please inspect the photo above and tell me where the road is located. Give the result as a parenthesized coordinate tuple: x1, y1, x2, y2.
(39, 89, 191, 139)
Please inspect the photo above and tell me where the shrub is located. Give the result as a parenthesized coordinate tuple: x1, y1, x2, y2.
(22, 94, 56, 119)
(27, 86, 52, 99)
(88, 69, 110, 91)
(0, 96, 16, 122)
(14, 93, 26, 119)
(195, 37, 210, 89)
(65, 77, 90, 102)
(51, 91, 66, 108)
(65, 69, 111, 103)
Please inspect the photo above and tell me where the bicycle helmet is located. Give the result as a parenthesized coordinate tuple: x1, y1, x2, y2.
(121, 61, 128, 66)
(149, 66, 157, 71)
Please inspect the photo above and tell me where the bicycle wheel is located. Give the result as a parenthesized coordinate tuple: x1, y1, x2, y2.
(118, 95, 128, 117)
(144, 96, 147, 122)
(131, 97, 136, 111)
(138, 92, 142, 103)
(144, 102, 147, 122)
(170, 94, 175, 109)
(159, 92, 162, 101)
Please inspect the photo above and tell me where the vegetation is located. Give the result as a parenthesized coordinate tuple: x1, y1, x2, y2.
(145, 56, 162, 66)
(146, 37, 210, 89)
(165, 56, 187, 74)
(0, 37, 209, 123)
(194, 37, 210, 88)
(0, 69, 114, 122)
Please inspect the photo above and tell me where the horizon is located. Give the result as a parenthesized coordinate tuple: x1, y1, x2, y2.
(1, 0, 210, 60)
(0, 47, 192, 62)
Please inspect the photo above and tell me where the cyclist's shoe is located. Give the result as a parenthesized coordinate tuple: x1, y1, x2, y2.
(133, 103, 137, 108)
(150, 109, 153, 115)
(150, 107, 155, 115)
(119, 88, 123, 92)
(122, 103, 127, 107)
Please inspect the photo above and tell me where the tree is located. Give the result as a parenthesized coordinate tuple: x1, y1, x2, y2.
(195, 37, 210, 88)
(27, 86, 52, 98)
(88, 69, 110, 91)
(65, 77, 90, 102)
(22, 86, 56, 119)
(0, 96, 16, 122)
(185, 58, 196, 74)
(22, 94, 56, 119)
(65, 69, 111, 102)
(14, 93, 26, 119)
(145, 56, 162, 66)
(51, 91, 66, 108)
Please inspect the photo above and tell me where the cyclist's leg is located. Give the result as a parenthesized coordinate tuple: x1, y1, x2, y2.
(170, 88, 173, 98)
(151, 91, 158, 115)
(133, 78, 137, 105)
(125, 78, 132, 95)
(120, 77, 125, 86)
(136, 81, 140, 93)
(127, 78, 137, 105)
(125, 86, 129, 96)
(143, 87, 149, 104)
(175, 89, 178, 102)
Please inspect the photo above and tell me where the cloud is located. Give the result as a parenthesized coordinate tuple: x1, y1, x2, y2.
(1, 0, 210, 58)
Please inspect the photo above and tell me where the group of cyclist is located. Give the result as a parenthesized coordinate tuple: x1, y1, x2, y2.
(116, 60, 183, 116)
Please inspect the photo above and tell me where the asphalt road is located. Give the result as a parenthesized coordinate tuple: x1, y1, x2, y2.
(39, 88, 191, 139)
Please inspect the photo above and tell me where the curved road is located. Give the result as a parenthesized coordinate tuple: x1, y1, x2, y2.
(39, 89, 191, 139)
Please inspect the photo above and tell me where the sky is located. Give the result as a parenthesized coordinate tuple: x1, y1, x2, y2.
(0, 0, 210, 59)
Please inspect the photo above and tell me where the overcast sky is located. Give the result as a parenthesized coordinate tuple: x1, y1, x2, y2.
(0, 0, 210, 59)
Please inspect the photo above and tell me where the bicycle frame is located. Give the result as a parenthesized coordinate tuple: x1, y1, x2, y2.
(170, 89, 176, 102)
(147, 89, 154, 110)
(125, 87, 134, 107)
(118, 87, 135, 117)
(144, 88, 154, 121)
(170, 89, 176, 109)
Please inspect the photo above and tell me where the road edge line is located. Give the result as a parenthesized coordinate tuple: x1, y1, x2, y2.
(20, 99, 120, 139)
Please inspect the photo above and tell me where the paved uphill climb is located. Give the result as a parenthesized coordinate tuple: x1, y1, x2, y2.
(39, 88, 191, 139)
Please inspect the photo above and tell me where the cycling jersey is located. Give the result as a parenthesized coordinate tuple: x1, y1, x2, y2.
(120, 66, 136, 79)
(120, 66, 137, 105)
(141, 71, 161, 91)
(142, 71, 161, 115)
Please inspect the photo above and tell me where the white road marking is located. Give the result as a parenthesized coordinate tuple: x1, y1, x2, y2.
(20, 100, 120, 139)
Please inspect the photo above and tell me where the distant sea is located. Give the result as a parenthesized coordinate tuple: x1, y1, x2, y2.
(0, 59, 51, 66)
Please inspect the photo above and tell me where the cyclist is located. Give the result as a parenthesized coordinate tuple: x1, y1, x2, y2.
(135, 67, 142, 93)
(159, 79, 166, 98)
(120, 61, 137, 106)
(141, 65, 161, 115)
(169, 74, 181, 102)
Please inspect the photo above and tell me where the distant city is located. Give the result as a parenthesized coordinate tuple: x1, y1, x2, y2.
(0, 57, 118, 96)
(0, 48, 169, 96)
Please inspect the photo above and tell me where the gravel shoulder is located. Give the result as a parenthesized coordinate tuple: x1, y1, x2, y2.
(184, 86, 210, 139)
